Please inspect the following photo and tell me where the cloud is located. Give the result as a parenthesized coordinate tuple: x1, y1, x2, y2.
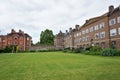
(0, 0, 119, 43)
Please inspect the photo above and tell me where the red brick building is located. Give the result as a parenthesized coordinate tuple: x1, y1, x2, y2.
(55, 5, 120, 49)
(0, 29, 32, 51)
(54, 31, 64, 49)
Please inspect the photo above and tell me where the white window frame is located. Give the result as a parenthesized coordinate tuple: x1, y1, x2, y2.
(100, 22, 105, 29)
(110, 29, 117, 36)
(90, 27, 93, 32)
(79, 38, 82, 42)
(118, 16, 120, 23)
(82, 30, 85, 34)
(94, 25, 99, 30)
(118, 27, 120, 34)
(0, 38, 1, 42)
(27, 37, 29, 40)
(86, 29, 89, 33)
(100, 32, 105, 38)
(109, 18, 116, 26)
(86, 36, 90, 41)
(82, 37, 85, 42)
(95, 33, 99, 39)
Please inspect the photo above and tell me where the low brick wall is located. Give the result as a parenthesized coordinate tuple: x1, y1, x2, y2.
(30, 45, 55, 50)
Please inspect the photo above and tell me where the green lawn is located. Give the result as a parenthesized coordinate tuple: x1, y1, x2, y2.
(0, 52, 120, 80)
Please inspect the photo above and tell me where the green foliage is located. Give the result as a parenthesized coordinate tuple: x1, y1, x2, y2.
(73, 47, 83, 53)
(4, 46, 13, 53)
(84, 46, 101, 55)
(90, 46, 102, 52)
(62, 48, 72, 53)
(101, 48, 117, 56)
(0, 49, 4, 53)
(40, 29, 54, 45)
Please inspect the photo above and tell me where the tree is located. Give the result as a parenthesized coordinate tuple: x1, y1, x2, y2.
(40, 29, 54, 45)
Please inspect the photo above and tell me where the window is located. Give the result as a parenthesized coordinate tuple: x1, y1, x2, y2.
(82, 37, 85, 42)
(100, 32, 105, 38)
(8, 37, 12, 40)
(14, 41, 17, 45)
(118, 16, 120, 23)
(111, 41, 116, 49)
(82, 30, 85, 34)
(90, 27, 93, 32)
(109, 18, 116, 26)
(79, 38, 82, 42)
(27, 37, 29, 40)
(96, 43, 99, 46)
(101, 42, 105, 49)
(8, 41, 11, 45)
(20, 41, 23, 45)
(95, 33, 99, 39)
(86, 29, 89, 33)
(86, 36, 90, 41)
(94, 25, 99, 30)
(79, 32, 81, 36)
(110, 29, 117, 36)
(20, 36, 23, 40)
(0, 38, 1, 42)
(100, 23, 105, 29)
(118, 27, 120, 34)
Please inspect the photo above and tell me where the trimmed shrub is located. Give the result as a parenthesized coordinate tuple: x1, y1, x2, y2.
(73, 46, 84, 53)
(101, 48, 117, 56)
(0, 49, 4, 53)
(30, 50, 36, 52)
(4, 46, 13, 53)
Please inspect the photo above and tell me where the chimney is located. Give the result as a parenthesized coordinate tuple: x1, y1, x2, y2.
(75, 25, 79, 30)
(86, 20, 89, 23)
(19, 29, 24, 34)
(11, 29, 16, 33)
(59, 30, 62, 33)
(66, 30, 68, 33)
(109, 5, 114, 12)
(69, 27, 72, 32)
(19, 29, 22, 33)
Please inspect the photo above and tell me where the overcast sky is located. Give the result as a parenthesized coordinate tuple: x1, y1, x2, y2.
(0, 0, 119, 43)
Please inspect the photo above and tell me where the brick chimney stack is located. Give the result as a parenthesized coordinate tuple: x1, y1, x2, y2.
(69, 27, 72, 32)
(66, 30, 68, 33)
(109, 5, 114, 12)
(75, 25, 79, 30)
(11, 29, 16, 33)
(19, 29, 24, 34)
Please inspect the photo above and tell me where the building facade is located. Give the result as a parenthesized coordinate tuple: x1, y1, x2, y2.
(54, 5, 120, 49)
(0, 29, 32, 51)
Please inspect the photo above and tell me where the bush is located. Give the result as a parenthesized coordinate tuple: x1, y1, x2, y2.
(84, 46, 101, 55)
(90, 46, 102, 52)
(101, 48, 117, 56)
(115, 50, 120, 56)
(30, 50, 36, 52)
(73, 47, 84, 53)
(4, 46, 13, 53)
(0, 49, 4, 53)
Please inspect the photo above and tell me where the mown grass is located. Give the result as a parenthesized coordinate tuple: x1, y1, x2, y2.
(0, 52, 120, 80)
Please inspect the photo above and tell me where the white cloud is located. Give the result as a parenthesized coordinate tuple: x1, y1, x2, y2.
(0, 0, 119, 43)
